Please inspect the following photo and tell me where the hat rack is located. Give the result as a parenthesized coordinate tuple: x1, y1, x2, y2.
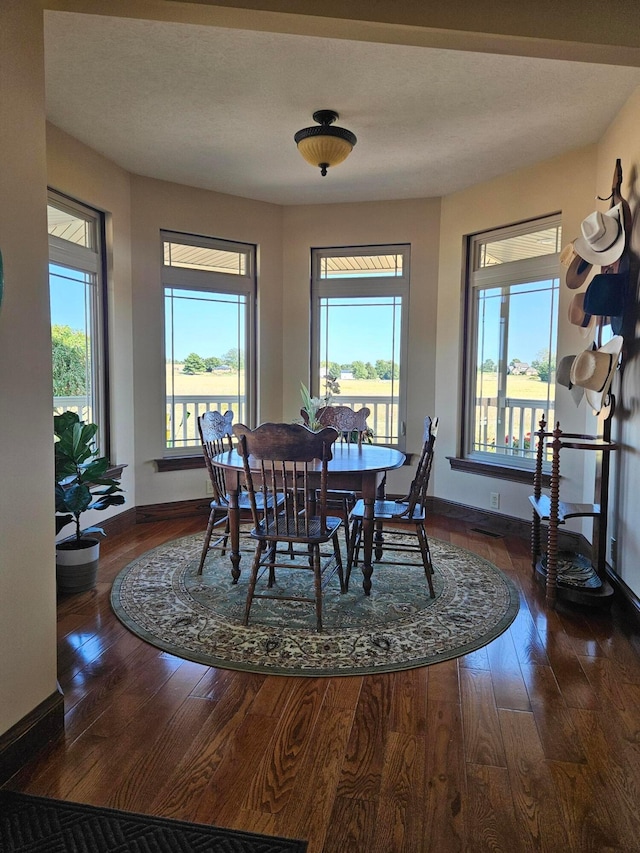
(535, 160, 634, 606)
(529, 415, 618, 606)
(597, 159, 630, 352)
(564, 158, 630, 417)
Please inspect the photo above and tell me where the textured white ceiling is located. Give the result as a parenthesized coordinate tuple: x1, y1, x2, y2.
(44, 12, 640, 206)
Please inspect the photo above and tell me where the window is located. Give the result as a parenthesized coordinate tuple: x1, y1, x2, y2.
(311, 245, 409, 448)
(48, 192, 108, 451)
(162, 231, 255, 451)
(463, 216, 561, 470)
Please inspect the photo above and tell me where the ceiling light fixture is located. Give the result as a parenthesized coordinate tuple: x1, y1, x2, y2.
(294, 110, 357, 176)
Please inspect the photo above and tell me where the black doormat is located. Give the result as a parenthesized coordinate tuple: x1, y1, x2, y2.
(0, 790, 307, 852)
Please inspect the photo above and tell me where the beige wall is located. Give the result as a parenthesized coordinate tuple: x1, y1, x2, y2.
(0, 2, 58, 734)
(129, 175, 283, 507)
(435, 146, 601, 520)
(282, 198, 441, 495)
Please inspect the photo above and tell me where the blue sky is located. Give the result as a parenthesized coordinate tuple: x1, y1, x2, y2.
(319, 296, 401, 365)
(476, 279, 559, 365)
(164, 289, 245, 361)
(50, 265, 89, 331)
(51, 266, 558, 367)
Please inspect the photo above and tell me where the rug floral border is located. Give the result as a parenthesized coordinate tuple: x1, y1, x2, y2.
(110, 534, 520, 677)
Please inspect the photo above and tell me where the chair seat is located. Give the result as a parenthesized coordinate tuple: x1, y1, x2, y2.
(251, 514, 343, 544)
(350, 498, 426, 522)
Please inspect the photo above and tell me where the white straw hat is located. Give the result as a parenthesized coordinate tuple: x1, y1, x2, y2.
(569, 335, 623, 415)
(574, 203, 625, 266)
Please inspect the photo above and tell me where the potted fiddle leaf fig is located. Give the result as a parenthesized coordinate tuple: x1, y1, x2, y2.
(54, 411, 125, 593)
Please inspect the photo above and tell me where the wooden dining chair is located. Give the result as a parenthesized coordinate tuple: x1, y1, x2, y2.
(197, 410, 284, 576)
(346, 416, 439, 597)
(233, 422, 346, 631)
(300, 404, 372, 552)
(300, 404, 371, 446)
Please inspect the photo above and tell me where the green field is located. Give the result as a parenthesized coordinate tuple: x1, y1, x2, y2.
(476, 373, 553, 402)
(165, 368, 398, 442)
(167, 366, 396, 400)
(168, 367, 552, 403)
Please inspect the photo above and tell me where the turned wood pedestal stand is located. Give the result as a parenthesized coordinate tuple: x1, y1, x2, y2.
(529, 414, 618, 607)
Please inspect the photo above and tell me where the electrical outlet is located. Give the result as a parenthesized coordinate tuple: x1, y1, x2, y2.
(490, 492, 500, 510)
(205, 479, 214, 496)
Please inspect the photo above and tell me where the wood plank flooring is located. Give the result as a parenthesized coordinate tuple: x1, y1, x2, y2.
(7, 514, 640, 852)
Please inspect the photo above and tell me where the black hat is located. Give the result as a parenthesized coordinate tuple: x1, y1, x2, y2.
(583, 271, 627, 334)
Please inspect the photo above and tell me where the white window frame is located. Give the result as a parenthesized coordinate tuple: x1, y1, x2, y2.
(463, 215, 561, 471)
(311, 244, 410, 450)
(48, 190, 107, 452)
(161, 230, 256, 454)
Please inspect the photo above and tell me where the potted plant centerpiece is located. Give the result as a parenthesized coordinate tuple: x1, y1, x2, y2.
(299, 381, 334, 430)
(54, 411, 125, 594)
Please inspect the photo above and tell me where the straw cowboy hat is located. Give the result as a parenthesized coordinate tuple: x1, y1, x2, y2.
(574, 203, 626, 267)
(556, 355, 584, 406)
(570, 335, 623, 415)
(567, 292, 595, 339)
(560, 242, 593, 290)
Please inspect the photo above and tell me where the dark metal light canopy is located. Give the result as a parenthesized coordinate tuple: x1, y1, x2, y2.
(294, 110, 357, 176)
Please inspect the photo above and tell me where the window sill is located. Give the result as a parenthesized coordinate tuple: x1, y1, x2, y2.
(107, 463, 127, 480)
(447, 456, 551, 487)
(156, 455, 205, 472)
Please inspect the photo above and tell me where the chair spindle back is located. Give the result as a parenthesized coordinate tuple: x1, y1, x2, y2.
(233, 422, 339, 536)
(401, 416, 439, 519)
(198, 410, 235, 504)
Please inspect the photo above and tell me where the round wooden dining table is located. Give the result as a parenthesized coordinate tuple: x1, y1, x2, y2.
(212, 442, 406, 595)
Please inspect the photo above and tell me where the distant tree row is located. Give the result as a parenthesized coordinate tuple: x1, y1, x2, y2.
(179, 352, 400, 380)
(181, 348, 244, 374)
(323, 360, 400, 381)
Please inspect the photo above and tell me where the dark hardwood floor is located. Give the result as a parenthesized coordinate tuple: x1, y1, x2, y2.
(7, 514, 640, 852)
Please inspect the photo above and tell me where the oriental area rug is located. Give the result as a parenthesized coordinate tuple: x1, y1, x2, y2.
(0, 790, 307, 852)
(111, 531, 519, 677)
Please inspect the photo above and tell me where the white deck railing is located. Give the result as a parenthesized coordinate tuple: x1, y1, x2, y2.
(54, 397, 90, 420)
(55, 393, 551, 457)
(166, 395, 247, 447)
(161, 394, 398, 447)
(474, 396, 554, 460)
